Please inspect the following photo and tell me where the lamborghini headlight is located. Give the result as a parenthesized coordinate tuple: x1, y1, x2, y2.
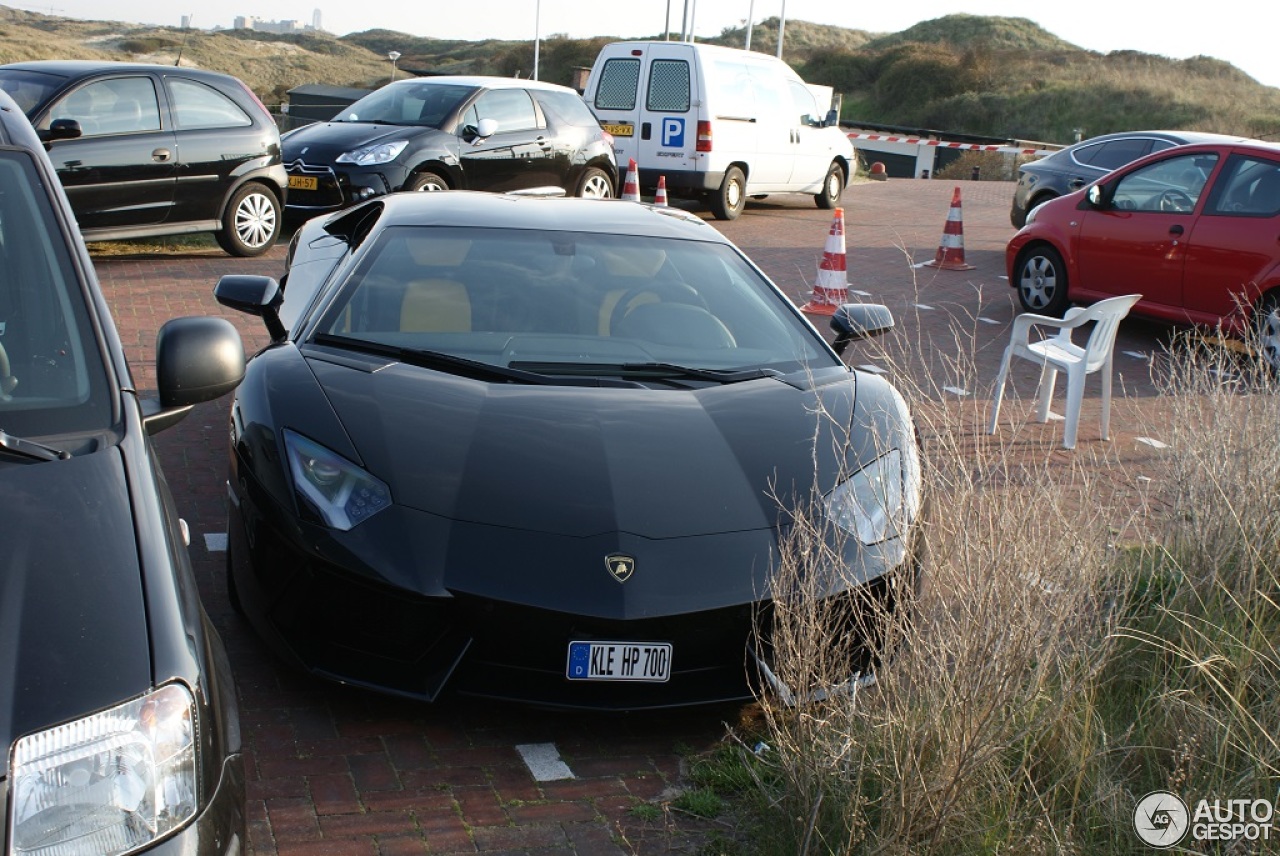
(825, 445, 922, 546)
(8, 683, 198, 856)
(335, 139, 408, 166)
(284, 429, 391, 530)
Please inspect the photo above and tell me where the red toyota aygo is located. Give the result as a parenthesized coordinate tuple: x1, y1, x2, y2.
(1006, 140, 1280, 367)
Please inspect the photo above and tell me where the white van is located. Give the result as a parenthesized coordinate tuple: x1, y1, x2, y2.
(583, 40, 856, 220)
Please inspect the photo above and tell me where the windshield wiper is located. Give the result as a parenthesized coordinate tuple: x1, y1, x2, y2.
(314, 334, 552, 385)
(509, 361, 782, 385)
(0, 428, 70, 462)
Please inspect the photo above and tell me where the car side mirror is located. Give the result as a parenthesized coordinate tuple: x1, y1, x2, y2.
(143, 316, 246, 434)
(824, 109, 838, 128)
(38, 117, 82, 147)
(1087, 184, 1106, 207)
(468, 117, 498, 142)
(215, 274, 286, 341)
(830, 303, 894, 356)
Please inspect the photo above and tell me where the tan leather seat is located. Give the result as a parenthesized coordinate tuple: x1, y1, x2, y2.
(400, 279, 471, 332)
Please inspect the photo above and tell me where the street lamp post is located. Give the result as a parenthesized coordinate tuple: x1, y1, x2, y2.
(388, 50, 401, 84)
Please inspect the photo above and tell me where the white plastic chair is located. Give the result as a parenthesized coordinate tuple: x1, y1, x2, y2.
(987, 294, 1141, 449)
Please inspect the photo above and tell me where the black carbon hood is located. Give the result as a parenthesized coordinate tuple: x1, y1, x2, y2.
(307, 357, 865, 540)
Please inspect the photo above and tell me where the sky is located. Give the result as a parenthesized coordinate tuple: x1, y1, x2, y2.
(19, 0, 1280, 89)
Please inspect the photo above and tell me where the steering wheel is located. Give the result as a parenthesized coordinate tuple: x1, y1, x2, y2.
(608, 282, 708, 334)
(1158, 189, 1195, 213)
(0, 340, 16, 400)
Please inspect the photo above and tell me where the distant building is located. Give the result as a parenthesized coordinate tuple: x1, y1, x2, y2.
(233, 12, 325, 34)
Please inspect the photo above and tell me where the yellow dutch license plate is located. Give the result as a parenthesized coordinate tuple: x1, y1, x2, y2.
(288, 175, 318, 191)
(602, 123, 634, 137)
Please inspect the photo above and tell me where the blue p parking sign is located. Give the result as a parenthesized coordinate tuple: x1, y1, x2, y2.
(661, 117, 685, 148)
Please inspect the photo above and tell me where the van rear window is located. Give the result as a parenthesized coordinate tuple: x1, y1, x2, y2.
(595, 59, 640, 111)
(647, 60, 690, 112)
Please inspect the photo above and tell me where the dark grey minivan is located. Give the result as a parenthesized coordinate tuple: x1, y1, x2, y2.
(0, 86, 248, 855)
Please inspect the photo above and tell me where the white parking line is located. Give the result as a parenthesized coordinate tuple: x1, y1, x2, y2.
(856, 364, 887, 374)
(1136, 437, 1169, 449)
(204, 533, 228, 552)
(516, 742, 575, 782)
(942, 385, 969, 397)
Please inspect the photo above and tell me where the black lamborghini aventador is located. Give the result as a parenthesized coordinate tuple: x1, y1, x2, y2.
(215, 190, 925, 710)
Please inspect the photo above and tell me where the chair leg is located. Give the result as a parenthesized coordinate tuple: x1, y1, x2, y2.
(1034, 364, 1058, 423)
(1063, 369, 1086, 449)
(1100, 361, 1114, 441)
(988, 350, 1012, 434)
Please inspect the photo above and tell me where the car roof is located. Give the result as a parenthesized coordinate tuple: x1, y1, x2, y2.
(385, 75, 579, 94)
(0, 59, 236, 81)
(360, 191, 722, 241)
(1068, 130, 1257, 149)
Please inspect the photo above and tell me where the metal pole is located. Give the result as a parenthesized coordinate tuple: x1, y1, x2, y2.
(776, 0, 786, 59)
(681, 0, 690, 41)
(745, 0, 754, 50)
(689, 0, 696, 42)
(533, 0, 540, 81)
(665, 0, 671, 40)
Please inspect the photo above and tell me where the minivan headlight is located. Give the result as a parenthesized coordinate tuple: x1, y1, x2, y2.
(335, 140, 408, 166)
(8, 683, 198, 856)
(284, 429, 391, 530)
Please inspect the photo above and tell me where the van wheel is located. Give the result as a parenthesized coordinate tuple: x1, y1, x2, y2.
(815, 162, 844, 209)
(216, 183, 280, 257)
(710, 166, 746, 220)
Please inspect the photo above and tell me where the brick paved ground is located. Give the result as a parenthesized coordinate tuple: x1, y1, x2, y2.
(91, 177, 1184, 855)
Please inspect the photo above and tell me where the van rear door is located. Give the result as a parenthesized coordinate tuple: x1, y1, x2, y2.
(588, 43, 697, 186)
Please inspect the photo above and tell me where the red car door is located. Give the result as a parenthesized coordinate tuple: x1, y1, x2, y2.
(1180, 152, 1280, 332)
(1075, 150, 1220, 316)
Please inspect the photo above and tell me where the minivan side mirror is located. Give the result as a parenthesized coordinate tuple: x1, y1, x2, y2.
(143, 316, 246, 434)
(824, 109, 839, 128)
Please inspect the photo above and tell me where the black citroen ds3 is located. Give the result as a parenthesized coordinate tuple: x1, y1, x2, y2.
(0, 88, 248, 855)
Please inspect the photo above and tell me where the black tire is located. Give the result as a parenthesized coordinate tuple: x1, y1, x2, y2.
(404, 171, 449, 192)
(815, 161, 844, 209)
(1015, 244, 1070, 316)
(216, 183, 281, 257)
(1255, 292, 1280, 372)
(575, 167, 614, 198)
(709, 166, 746, 220)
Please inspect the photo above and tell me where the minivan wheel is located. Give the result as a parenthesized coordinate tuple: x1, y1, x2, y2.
(405, 171, 448, 192)
(575, 167, 614, 198)
(1016, 245, 1070, 316)
(217, 183, 280, 257)
(710, 166, 746, 220)
(815, 161, 844, 209)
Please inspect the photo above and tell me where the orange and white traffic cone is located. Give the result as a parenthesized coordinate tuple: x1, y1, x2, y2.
(926, 186, 975, 270)
(621, 158, 640, 202)
(801, 208, 849, 315)
(653, 175, 668, 207)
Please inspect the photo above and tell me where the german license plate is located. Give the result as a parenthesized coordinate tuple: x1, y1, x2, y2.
(602, 123, 633, 137)
(288, 175, 318, 190)
(566, 641, 671, 682)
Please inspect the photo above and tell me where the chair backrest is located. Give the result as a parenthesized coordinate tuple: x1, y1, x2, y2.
(1080, 293, 1141, 371)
